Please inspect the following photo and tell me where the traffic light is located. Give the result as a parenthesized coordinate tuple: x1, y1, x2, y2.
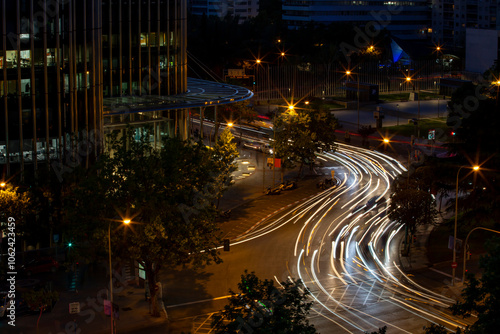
(223, 239, 230, 251)
(451, 131, 456, 136)
(68, 242, 73, 247)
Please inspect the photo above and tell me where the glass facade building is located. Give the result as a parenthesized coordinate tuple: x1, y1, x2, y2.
(1, 0, 252, 175)
(282, 0, 432, 41)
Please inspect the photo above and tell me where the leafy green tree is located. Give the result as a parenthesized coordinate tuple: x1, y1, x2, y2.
(212, 271, 317, 334)
(0, 183, 31, 221)
(66, 127, 237, 316)
(358, 125, 376, 147)
(423, 323, 453, 334)
(272, 104, 337, 179)
(389, 177, 438, 255)
(365, 326, 387, 334)
(450, 237, 500, 333)
(0, 183, 32, 245)
(214, 101, 258, 143)
(212, 127, 240, 207)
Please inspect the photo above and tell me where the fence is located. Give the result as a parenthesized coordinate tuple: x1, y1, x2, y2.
(251, 60, 466, 101)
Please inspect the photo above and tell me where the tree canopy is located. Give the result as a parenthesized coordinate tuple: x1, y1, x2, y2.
(272, 103, 338, 177)
(65, 126, 238, 316)
(389, 176, 438, 237)
(449, 237, 500, 333)
(212, 271, 317, 334)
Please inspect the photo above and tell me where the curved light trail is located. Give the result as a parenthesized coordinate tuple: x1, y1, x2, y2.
(227, 142, 471, 333)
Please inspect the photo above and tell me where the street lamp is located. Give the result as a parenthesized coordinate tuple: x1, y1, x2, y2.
(452, 165, 479, 286)
(396, 104, 400, 126)
(346, 70, 360, 131)
(435, 45, 443, 79)
(406, 76, 421, 137)
(462, 227, 500, 283)
(108, 218, 131, 333)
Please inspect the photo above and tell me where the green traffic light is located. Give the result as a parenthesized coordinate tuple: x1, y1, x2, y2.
(68, 242, 73, 247)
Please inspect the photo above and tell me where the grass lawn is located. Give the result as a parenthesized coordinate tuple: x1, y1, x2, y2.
(324, 102, 345, 109)
(380, 91, 442, 102)
(383, 118, 450, 138)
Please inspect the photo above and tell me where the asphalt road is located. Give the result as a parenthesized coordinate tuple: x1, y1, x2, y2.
(160, 142, 471, 334)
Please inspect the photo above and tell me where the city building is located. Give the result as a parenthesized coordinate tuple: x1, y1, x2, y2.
(282, 0, 432, 41)
(189, 0, 259, 24)
(0, 0, 252, 176)
(465, 28, 500, 73)
(432, 0, 500, 50)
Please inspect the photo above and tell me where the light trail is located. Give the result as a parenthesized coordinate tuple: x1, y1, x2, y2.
(289, 144, 470, 332)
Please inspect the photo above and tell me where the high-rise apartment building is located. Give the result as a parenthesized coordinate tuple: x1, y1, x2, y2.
(432, 0, 499, 49)
(189, 0, 259, 23)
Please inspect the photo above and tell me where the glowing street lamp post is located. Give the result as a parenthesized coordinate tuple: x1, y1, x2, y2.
(452, 165, 479, 286)
(462, 227, 500, 283)
(406, 76, 421, 137)
(346, 71, 360, 131)
(108, 218, 131, 333)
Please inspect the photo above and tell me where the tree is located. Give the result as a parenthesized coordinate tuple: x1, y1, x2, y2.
(449, 237, 500, 333)
(66, 127, 238, 317)
(0, 183, 32, 243)
(272, 104, 338, 179)
(214, 101, 258, 143)
(389, 177, 438, 236)
(212, 127, 240, 208)
(358, 125, 376, 147)
(365, 327, 387, 334)
(389, 177, 438, 256)
(212, 271, 317, 334)
(23, 288, 59, 333)
(0, 183, 31, 220)
(423, 323, 454, 334)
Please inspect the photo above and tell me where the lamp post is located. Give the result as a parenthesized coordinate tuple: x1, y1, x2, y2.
(452, 165, 479, 286)
(108, 218, 131, 333)
(346, 70, 360, 131)
(396, 104, 399, 126)
(406, 76, 421, 137)
(436, 46, 443, 79)
(462, 227, 500, 283)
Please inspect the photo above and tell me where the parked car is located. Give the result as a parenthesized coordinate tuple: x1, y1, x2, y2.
(20, 257, 59, 276)
(243, 141, 261, 151)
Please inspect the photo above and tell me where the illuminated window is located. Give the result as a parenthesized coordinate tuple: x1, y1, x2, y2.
(141, 34, 148, 46)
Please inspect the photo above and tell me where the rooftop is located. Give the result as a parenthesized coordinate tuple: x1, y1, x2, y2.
(103, 78, 254, 116)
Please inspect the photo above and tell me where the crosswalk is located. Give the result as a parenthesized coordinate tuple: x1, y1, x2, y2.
(191, 313, 216, 333)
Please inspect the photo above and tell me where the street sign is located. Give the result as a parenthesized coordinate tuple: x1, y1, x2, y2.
(69, 302, 80, 314)
(104, 300, 112, 316)
(451, 262, 458, 268)
(428, 129, 436, 140)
